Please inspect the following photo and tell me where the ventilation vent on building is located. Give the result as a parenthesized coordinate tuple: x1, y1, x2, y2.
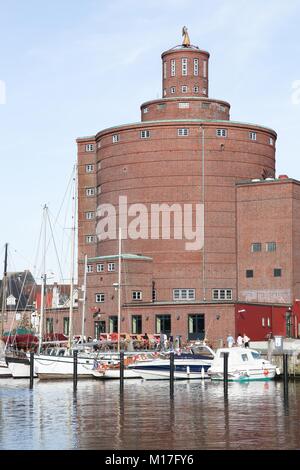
(278, 174, 289, 179)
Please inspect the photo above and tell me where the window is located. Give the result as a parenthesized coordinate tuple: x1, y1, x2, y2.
(274, 268, 282, 277)
(249, 131, 257, 141)
(188, 314, 205, 341)
(202, 88, 207, 95)
(112, 134, 119, 143)
(178, 128, 189, 136)
(86, 235, 95, 243)
(108, 262, 115, 272)
(163, 61, 167, 79)
(173, 289, 195, 300)
(132, 315, 142, 334)
(218, 105, 226, 112)
(156, 314, 171, 335)
(63, 317, 69, 336)
(96, 263, 104, 272)
(262, 317, 265, 327)
(202, 102, 210, 109)
(85, 187, 95, 196)
(251, 351, 261, 359)
(163, 89, 167, 96)
(246, 270, 253, 278)
(178, 102, 189, 108)
(95, 293, 105, 303)
(241, 354, 248, 362)
(140, 130, 150, 139)
(170, 86, 176, 94)
(97, 161, 102, 170)
(181, 85, 188, 93)
(212, 289, 232, 300)
(143, 107, 148, 114)
(269, 137, 274, 146)
(94, 320, 106, 338)
(109, 316, 118, 333)
(46, 318, 54, 334)
(157, 103, 166, 109)
(86, 264, 93, 273)
(193, 86, 199, 93)
(266, 242, 276, 252)
(267, 318, 271, 327)
(251, 243, 261, 252)
(97, 185, 102, 195)
(132, 291, 142, 300)
(216, 129, 227, 137)
(171, 59, 176, 77)
(182, 58, 188, 76)
(85, 144, 94, 152)
(97, 141, 101, 149)
(203, 60, 207, 78)
(152, 289, 157, 301)
(194, 58, 199, 76)
(85, 211, 95, 220)
(85, 164, 94, 173)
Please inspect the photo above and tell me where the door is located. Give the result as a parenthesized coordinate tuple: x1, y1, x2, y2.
(188, 314, 205, 341)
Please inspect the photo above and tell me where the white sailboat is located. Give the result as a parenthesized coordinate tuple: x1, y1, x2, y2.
(0, 243, 12, 378)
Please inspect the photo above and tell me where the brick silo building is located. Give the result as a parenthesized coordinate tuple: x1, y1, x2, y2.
(76, 30, 288, 346)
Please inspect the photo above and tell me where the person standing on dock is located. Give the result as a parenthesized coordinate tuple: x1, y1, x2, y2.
(237, 334, 243, 347)
(243, 333, 250, 348)
(226, 334, 235, 348)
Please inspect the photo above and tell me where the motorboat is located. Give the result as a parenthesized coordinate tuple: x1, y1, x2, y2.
(0, 359, 12, 378)
(92, 358, 142, 380)
(207, 347, 280, 381)
(129, 344, 215, 380)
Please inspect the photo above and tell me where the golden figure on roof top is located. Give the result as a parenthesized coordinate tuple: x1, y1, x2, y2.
(182, 26, 190, 47)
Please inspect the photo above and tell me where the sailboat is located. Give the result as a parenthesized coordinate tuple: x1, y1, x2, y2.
(0, 243, 12, 378)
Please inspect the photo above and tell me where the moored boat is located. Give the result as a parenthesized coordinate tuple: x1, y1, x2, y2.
(207, 347, 280, 381)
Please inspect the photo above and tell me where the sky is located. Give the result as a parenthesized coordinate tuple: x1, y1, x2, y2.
(0, 0, 300, 282)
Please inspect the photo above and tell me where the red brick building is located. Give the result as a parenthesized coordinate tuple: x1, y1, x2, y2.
(76, 31, 298, 346)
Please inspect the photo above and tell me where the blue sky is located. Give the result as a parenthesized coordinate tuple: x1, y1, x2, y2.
(0, 0, 300, 281)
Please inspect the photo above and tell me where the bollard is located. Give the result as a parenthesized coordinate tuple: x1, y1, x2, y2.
(223, 352, 229, 397)
(120, 351, 124, 393)
(170, 351, 175, 399)
(73, 350, 78, 392)
(283, 353, 288, 398)
(29, 352, 34, 389)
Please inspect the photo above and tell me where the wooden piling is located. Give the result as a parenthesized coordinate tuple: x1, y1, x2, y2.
(120, 351, 124, 392)
(170, 351, 174, 399)
(73, 350, 78, 391)
(29, 352, 34, 389)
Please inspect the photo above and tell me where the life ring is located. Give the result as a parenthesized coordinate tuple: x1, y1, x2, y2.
(263, 369, 269, 376)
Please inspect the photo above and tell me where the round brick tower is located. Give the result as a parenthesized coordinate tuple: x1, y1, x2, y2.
(77, 29, 277, 339)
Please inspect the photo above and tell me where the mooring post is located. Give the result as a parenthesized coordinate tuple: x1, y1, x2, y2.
(170, 351, 175, 399)
(223, 352, 229, 397)
(73, 350, 78, 392)
(120, 351, 124, 393)
(29, 351, 34, 389)
(283, 353, 288, 398)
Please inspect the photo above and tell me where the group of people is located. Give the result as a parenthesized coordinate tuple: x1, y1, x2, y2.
(226, 333, 250, 348)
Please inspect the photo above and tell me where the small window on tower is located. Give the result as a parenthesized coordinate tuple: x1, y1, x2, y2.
(193, 58, 199, 76)
(249, 132, 257, 141)
(171, 59, 176, 77)
(85, 144, 94, 152)
(181, 85, 188, 93)
(112, 134, 120, 143)
(216, 129, 227, 137)
(170, 87, 176, 94)
(202, 88, 207, 95)
(163, 89, 167, 96)
(193, 86, 199, 93)
(140, 130, 150, 139)
(178, 128, 189, 136)
(143, 107, 148, 114)
(182, 58, 188, 76)
(163, 61, 167, 79)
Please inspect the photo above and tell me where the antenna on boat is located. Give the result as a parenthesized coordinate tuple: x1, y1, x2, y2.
(81, 254, 88, 341)
(68, 166, 77, 350)
(117, 227, 122, 354)
(38, 205, 48, 354)
(0, 243, 8, 337)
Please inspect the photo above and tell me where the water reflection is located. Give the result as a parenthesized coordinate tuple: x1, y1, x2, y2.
(0, 378, 300, 449)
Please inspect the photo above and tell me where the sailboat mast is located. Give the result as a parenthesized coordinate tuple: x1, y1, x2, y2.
(0, 243, 8, 337)
(38, 205, 47, 354)
(117, 228, 122, 354)
(68, 169, 77, 350)
(81, 254, 88, 341)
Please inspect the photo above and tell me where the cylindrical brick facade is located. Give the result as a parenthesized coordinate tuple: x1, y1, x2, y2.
(161, 46, 210, 99)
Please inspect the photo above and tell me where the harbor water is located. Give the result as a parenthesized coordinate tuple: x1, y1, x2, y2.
(0, 378, 300, 450)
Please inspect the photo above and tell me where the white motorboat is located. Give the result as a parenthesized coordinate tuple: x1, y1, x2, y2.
(0, 359, 12, 378)
(207, 347, 280, 381)
(5, 354, 37, 379)
(129, 345, 215, 380)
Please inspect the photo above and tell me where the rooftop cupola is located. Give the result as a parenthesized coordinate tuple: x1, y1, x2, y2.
(161, 27, 210, 99)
